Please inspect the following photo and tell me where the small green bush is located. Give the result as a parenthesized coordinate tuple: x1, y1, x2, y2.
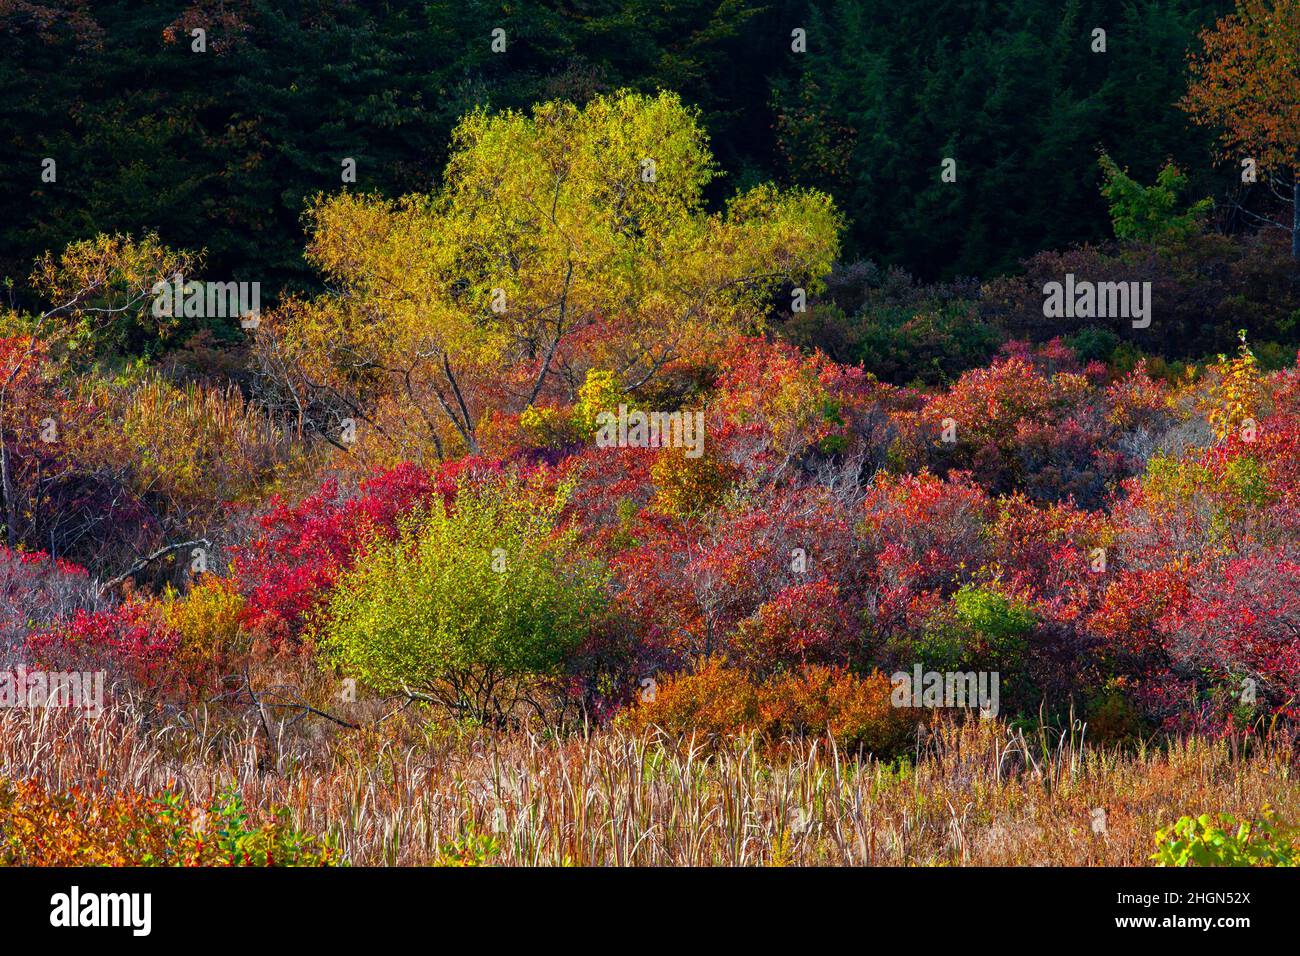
(1151, 809, 1297, 867)
(916, 584, 1035, 673)
(319, 477, 608, 723)
(434, 824, 502, 867)
(1098, 153, 1211, 245)
(139, 788, 341, 867)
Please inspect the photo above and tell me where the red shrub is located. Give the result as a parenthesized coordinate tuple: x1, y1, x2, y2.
(860, 470, 992, 630)
(1163, 550, 1300, 720)
(732, 579, 859, 675)
(232, 459, 497, 645)
(612, 486, 864, 669)
(26, 602, 181, 692)
(0, 548, 99, 660)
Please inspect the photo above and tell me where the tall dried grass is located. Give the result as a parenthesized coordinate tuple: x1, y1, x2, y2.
(1, 700, 1295, 866)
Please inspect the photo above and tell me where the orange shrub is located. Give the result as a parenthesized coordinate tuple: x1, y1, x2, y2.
(630, 657, 760, 739)
(760, 666, 914, 755)
(628, 658, 914, 755)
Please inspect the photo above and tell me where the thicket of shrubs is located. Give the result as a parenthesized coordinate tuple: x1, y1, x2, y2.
(787, 230, 1300, 391)
(9, 326, 1299, 751)
(1, 90, 1298, 762)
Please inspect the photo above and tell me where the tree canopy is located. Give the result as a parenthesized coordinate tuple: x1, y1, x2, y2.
(257, 90, 840, 462)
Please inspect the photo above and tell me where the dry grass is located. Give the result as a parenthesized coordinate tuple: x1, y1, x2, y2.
(1, 700, 1296, 865)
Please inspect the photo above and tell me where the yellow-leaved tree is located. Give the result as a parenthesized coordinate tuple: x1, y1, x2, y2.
(255, 90, 841, 463)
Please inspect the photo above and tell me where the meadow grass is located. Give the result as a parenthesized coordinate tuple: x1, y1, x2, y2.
(1, 700, 1295, 866)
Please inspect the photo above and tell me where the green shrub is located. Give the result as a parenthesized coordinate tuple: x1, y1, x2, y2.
(319, 477, 608, 723)
(1151, 809, 1297, 867)
(1067, 326, 1121, 365)
(916, 584, 1035, 673)
(140, 788, 341, 867)
(434, 824, 502, 867)
(1098, 153, 1211, 245)
(1085, 679, 1146, 746)
(788, 300, 997, 387)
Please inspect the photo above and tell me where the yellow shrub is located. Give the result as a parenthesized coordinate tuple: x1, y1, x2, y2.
(651, 446, 733, 517)
(1200, 332, 1264, 441)
(164, 576, 248, 681)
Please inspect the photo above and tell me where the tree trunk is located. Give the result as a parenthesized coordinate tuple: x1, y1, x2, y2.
(0, 402, 14, 549)
(1293, 173, 1299, 261)
(0, 433, 14, 549)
